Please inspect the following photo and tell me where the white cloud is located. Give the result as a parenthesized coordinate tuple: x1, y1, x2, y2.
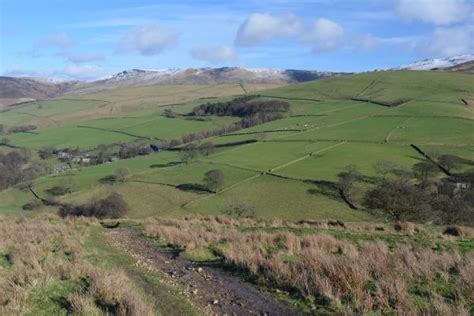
(3, 68, 42, 77)
(35, 32, 74, 49)
(62, 64, 107, 80)
(420, 25, 474, 57)
(397, 0, 472, 25)
(57, 51, 106, 63)
(235, 13, 301, 46)
(191, 45, 238, 64)
(117, 24, 178, 56)
(3, 64, 107, 81)
(300, 18, 344, 53)
(352, 34, 378, 52)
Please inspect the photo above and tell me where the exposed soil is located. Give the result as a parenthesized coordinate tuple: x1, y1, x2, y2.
(106, 228, 302, 316)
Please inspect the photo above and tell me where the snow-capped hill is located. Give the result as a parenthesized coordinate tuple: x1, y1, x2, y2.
(397, 54, 474, 71)
(91, 67, 342, 88)
(2, 67, 345, 98)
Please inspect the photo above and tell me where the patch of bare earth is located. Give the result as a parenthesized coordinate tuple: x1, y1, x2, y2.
(106, 228, 301, 316)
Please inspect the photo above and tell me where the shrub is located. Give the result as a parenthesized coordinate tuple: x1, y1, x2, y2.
(22, 199, 42, 210)
(443, 226, 474, 238)
(47, 185, 72, 196)
(59, 192, 129, 219)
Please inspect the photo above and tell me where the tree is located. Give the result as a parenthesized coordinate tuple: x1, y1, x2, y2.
(337, 165, 361, 202)
(363, 180, 431, 220)
(179, 144, 198, 163)
(115, 167, 130, 183)
(203, 169, 225, 192)
(438, 154, 464, 173)
(373, 160, 398, 180)
(412, 161, 439, 184)
(199, 142, 215, 156)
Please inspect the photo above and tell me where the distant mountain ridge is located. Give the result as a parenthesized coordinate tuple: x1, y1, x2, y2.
(0, 67, 343, 104)
(0, 76, 79, 107)
(2, 56, 473, 107)
(95, 67, 340, 85)
(395, 54, 474, 71)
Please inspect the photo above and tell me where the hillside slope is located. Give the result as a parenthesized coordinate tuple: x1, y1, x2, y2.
(0, 77, 79, 106)
(1, 70, 473, 221)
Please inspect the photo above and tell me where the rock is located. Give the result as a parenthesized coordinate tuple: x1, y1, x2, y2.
(191, 289, 198, 294)
(212, 299, 219, 305)
(197, 267, 203, 272)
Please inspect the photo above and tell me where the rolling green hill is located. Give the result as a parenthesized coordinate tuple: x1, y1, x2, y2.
(1, 71, 473, 221)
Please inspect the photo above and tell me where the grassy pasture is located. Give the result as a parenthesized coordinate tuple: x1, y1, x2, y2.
(275, 142, 421, 181)
(208, 141, 338, 171)
(182, 175, 373, 221)
(0, 99, 106, 128)
(8, 125, 137, 150)
(1, 71, 473, 222)
(389, 117, 474, 145)
(137, 161, 258, 187)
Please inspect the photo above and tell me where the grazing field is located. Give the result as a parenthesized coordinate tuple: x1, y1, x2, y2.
(0, 70, 473, 223)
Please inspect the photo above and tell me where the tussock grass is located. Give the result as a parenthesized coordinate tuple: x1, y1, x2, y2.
(143, 215, 474, 314)
(0, 215, 153, 315)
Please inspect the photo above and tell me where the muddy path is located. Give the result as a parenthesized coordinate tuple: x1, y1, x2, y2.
(106, 228, 302, 316)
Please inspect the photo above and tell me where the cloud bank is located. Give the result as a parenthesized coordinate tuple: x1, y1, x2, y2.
(397, 0, 472, 25)
(300, 18, 345, 53)
(235, 13, 301, 46)
(118, 24, 178, 56)
(191, 45, 238, 64)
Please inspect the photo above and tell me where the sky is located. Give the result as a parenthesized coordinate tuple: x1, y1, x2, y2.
(0, 0, 473, 80)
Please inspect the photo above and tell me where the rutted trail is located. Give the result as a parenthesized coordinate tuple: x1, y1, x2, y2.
(106, 228, 301, 316)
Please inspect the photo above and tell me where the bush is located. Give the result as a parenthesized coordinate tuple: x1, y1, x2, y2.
(22, 199, 42, 210)
(47, 185, 72, 196)
(59, 192, 129, 219)
(443, 226, 474, 238)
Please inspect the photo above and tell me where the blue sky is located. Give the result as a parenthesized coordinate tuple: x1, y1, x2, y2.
(1, 0, 473, 80)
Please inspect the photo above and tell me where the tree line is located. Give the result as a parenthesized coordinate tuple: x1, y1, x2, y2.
(339, 155, 474, 225)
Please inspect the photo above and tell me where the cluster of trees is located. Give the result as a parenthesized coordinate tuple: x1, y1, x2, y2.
(0, 124, 38, 135)
(118, 142, 153, 159)
(191, 95, 260, 116)
(192, 97, 289, 118)
(361, 158, 474, 225)
(178, 142, 215, 163)
(163, 106, 288, 149)
(0, 150, 44, 191)
(59, 192, 128, 218)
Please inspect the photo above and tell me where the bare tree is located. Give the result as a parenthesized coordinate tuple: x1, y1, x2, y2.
(179, 144, 199, 163)
(199, 142, 215, 156)
(337, 165, 361, 203)
(115, 167, 130, 183)
(438, 154, 464, 173)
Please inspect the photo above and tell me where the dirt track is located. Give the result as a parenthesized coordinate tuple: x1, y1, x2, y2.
(106, 228, 302, 316)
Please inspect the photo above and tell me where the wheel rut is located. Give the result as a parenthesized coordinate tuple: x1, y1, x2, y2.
(106, 228, 302, 316)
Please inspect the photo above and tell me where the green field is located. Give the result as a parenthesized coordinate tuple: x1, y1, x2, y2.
(1, 71, 473, 222)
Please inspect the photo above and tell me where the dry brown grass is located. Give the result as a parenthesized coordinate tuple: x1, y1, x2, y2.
(0, 214, 153, 315)
(143, 216, 473, 315)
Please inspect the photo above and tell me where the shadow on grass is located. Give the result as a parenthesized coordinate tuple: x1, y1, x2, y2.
(176, 183, 212, 194)
(307, 183, 340, 201)
(150, 162, 182, 169)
